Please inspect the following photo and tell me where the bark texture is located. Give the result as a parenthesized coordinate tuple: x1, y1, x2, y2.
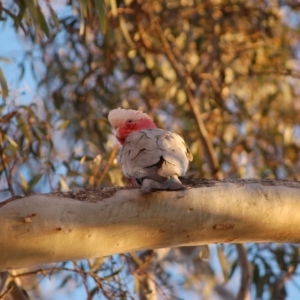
(0, 179, 300, 271)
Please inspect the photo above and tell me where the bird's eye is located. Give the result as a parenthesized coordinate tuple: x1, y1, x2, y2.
(127, 119, 133, 123)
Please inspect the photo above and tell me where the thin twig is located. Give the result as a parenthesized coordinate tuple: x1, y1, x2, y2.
(72, 261, 91, 299)
(198, 73, 221, 93)
(97, 145, 119, 185)
(153, 20, 223, 179)
(2, 7, 27, 34)
(6, 270, 29, 300)
(0, 282, 13, 299)
(184, 88, 223, 179)
(0, 271, 9, 297)
(236, 244, 252, 300)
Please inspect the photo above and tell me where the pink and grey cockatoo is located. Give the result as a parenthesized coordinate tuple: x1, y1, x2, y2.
(108, 108, 193, 192)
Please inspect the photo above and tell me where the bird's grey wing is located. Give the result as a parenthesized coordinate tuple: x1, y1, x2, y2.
(157, 132, 193, 177)
(121, 128, 193, 187)
(120, 129, 167, 182)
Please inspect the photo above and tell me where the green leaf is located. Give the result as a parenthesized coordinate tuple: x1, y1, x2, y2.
(24, 0, 39, 27)
(67, 170, 81, 177)
(0, 56, 12, 63)
(89, 287, 99, 297)
(229, 259, 238, 279)
(48, 4, 59, 28)
(217, 246, 229, 283)
(133, 273, 140, 293)
(36, 5, 50, 37)
(0, 67, 9, 99)
(24, 0, 49, 37)
(78, 0, 88, 35)
(74, 155, 95, 161)
(58, 275, 72, 288)
(16, 114, 31, 140)
(59, 176, 69, 191)
(4, 134, 18, 149)
(20, 173, 28, 192)
(48, 161, 55, 172)
(62, 161, 70, 169)
(28, 173, 43, 189)
(58, 120, 70, 130)
(89, 257, 105, 272)
(199, 245, 210, 259)
(102, 265, 124, 280)
(95, 0, 106, 33)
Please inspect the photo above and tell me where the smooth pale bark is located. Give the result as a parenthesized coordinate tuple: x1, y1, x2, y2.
(1, 179, 300, 271)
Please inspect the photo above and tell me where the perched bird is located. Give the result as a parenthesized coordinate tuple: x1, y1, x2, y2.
(108, 108, 193, 192)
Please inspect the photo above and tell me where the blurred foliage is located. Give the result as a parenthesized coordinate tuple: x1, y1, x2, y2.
(1, 0, 300, 299)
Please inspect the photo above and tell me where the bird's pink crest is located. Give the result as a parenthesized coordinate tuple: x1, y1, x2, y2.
(108, 108, 157, 144)
(108, 108, 151, 129)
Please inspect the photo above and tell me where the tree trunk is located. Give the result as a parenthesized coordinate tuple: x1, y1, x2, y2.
(1, 179, 300, 271)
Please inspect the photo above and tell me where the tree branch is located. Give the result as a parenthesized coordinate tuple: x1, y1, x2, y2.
(1, 179, 300, 271)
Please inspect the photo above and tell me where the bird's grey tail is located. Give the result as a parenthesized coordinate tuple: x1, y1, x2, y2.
(141, 176, 185, 193)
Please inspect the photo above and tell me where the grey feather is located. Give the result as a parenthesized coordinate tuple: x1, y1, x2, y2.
(120, 128, 193, 192)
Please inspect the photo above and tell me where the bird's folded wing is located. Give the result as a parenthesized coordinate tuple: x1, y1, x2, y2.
(120, 128, 193, 181)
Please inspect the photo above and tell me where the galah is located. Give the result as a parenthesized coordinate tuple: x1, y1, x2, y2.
(108, 108, 193, 192)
